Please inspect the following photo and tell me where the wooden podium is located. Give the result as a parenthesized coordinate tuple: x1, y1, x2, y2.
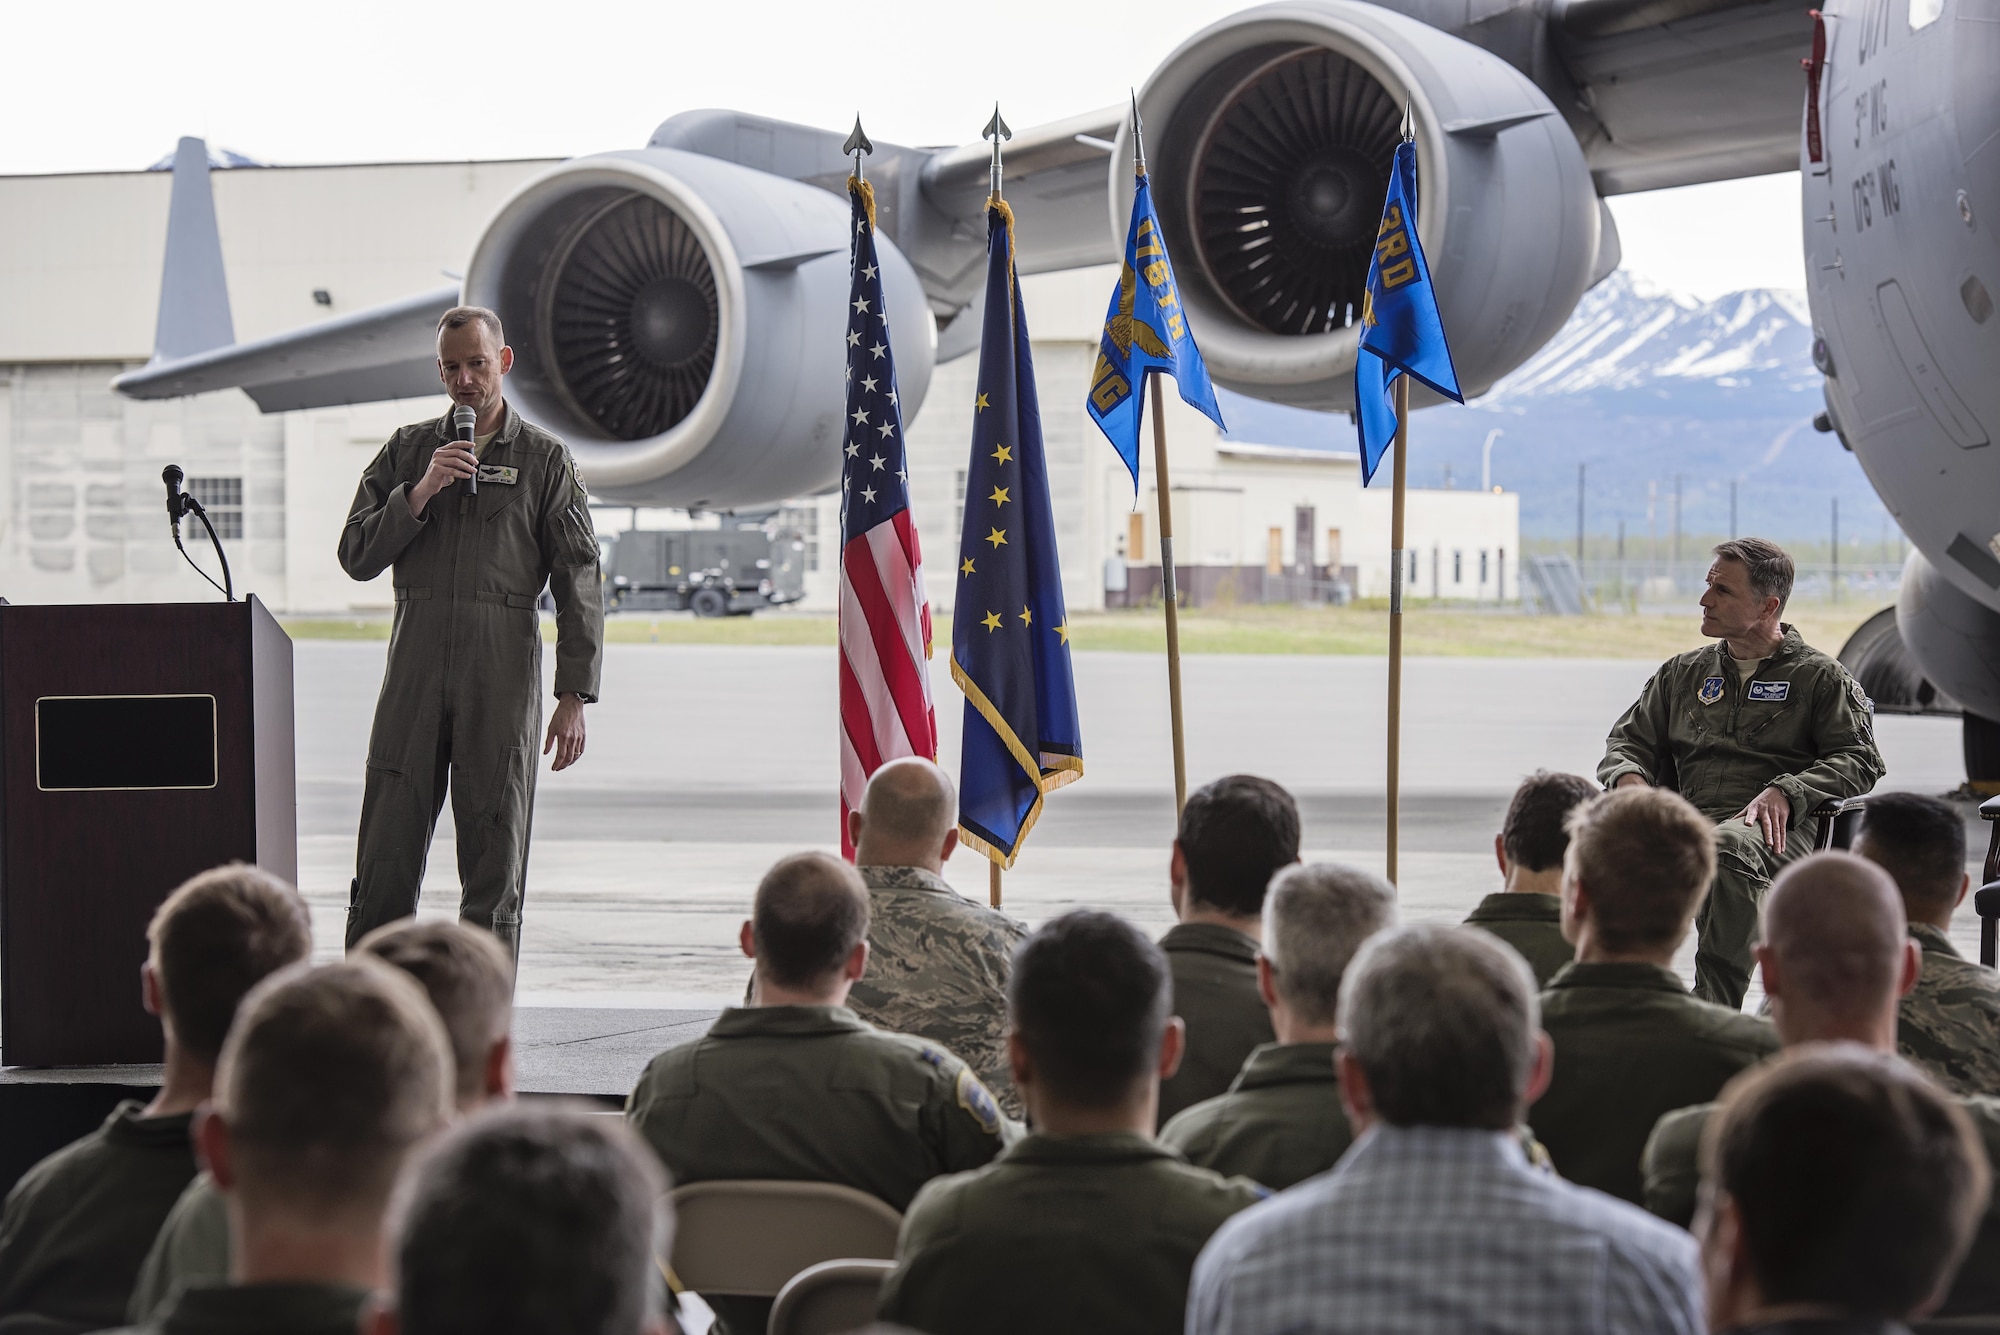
(0, 598, 295, 1066)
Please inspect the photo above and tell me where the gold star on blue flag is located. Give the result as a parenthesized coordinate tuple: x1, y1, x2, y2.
(952, 200, 1082, 867)
(1355, 140, 1462, 484)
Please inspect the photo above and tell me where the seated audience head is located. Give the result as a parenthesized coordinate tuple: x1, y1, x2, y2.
(1172, 774, 1301, 925)
(1258, 863, 1397, 1041)
(1698, 1045, 1988, 1328)
(850, 757, 960, 870)
(359, 919, 517, 1110)
(1757, 852, 1919, 1045)
(199, 960, 453, 1234)
(379, 1103, 671, 1335)
(1337, 924, 1549, 1133)
(1853, 791, 1971, 929)
(1496, 771, 1599, 883)
(1007, 910, 1180, 1126)
(1560, 787, 1717, 959)
(145, 863, 313, 1069)
(741, 851, 871, 1004)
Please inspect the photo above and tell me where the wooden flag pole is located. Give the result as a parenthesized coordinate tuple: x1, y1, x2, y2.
(1386, 375, 1410, 886)
(990, 860, 1002, 908)
(1149, 374, 1190, 817)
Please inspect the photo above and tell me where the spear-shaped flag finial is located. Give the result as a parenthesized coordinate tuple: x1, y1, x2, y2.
(844, 114, 874, 182)
(1401, 94, 1415, 143)
(983, 103, 1012, 201)
(1130, 89, 1147, 176)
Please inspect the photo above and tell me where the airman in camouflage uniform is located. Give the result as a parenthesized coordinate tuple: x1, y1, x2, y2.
(1602, 541, 1884, 1008)
(843, 758, 1030, 1117)
(1899, 922, 2000, 1097)
(848, 864, 1028, 1117)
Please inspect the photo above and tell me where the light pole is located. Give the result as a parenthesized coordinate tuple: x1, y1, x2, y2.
(1481, 428, 1504, 492)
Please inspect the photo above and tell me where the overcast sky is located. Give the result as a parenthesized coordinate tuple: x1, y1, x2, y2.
(6, 0, 1806, 300)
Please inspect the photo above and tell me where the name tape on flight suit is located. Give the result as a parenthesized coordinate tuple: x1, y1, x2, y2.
(477, 464, 519, 486)
(1746, 681, 1790, 701)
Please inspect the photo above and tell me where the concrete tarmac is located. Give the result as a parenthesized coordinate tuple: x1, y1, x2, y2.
(294, 640, 1978, 1008)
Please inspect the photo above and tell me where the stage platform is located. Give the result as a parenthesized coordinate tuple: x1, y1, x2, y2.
(0, 1005, 721, 1195)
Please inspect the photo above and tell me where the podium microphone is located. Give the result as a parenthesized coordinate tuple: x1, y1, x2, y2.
(162, 464, 185, 539)
(454, 404, 479, 496)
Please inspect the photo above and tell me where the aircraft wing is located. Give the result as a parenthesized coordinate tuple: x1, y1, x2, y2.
(113, 283, 457, 412)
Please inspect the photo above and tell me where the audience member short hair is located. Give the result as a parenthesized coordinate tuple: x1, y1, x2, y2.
(1565, 787, 1717, 952)
(1009, 910, 1171, 1108)
(217, 960, 452, 1214)
(1502, 771, 1599, 872)
(359, 919, 515, 1107)
(752, 851, 870, 988)
(859, 758, 958, 850)
(1855, 792, 1968, 918)
(147, 863, 312, 1065)
(1261, 863, 1397, 1028)
(1711, 538, 1795, 612)
(389, 1103, 669, 1335)
(1702, 1045, 1987, 1317)
(1762, 853, 1907, 1024)
(1178, 775, 1301, 917)
(1339, 924, 1538, 1130)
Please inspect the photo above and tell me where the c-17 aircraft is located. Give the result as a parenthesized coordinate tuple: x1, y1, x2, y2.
(113, 0, 2000, 781)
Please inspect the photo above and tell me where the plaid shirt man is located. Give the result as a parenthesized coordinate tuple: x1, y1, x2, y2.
(1187, 1123, 1702, 1335)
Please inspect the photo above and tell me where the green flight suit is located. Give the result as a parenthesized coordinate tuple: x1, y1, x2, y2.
(1463, 892, 1575, 988)
(0, 1103, 196, 1335)
(1643, 1093, 2000, 1318)
(1898, 922, 2000, 1098)
(1157, 922, 1275, 1128)
(1159, 1041, 1350, 1190)
(339, 403, 603, 956)
(126, 1173, 226, 1324)
(1529, 961, 1778, 1204)
(877, 1131, 1266, 1335)
(625, 1004, 1014, 1335)
(101, 1280, 368, 1335)
(1600, 624, 1885, 1007)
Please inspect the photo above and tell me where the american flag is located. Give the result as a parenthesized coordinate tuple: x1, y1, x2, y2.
(838, 177, 936, 857)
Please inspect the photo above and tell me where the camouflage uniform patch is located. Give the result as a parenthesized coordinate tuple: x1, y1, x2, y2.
(1898, 923, 2000, 1099)
(845, 865, 1029, 1118)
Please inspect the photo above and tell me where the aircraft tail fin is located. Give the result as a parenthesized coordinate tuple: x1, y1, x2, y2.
(151, 137, 235, 362)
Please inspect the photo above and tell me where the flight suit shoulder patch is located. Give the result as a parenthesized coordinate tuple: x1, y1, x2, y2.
(955, 1066, 1002, 1135)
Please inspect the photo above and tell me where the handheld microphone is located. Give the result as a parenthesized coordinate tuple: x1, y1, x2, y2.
(162, 465, 185, 539)
(454, 405, 479, 496)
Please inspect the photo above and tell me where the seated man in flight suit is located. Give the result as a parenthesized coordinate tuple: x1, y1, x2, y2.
(1600, 538, 1883, 1008)
(626, 851, 1012, 1335)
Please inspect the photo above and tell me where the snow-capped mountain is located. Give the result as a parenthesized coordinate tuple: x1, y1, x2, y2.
(1486, 271, 1818, 403)
(1216, 270, 1893, 543)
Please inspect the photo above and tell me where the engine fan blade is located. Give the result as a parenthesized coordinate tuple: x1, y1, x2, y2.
(1193, 48, 1402, 336)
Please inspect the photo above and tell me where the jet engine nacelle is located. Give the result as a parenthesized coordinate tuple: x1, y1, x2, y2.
(1121, 0, 1608, 410)
(465, 148, 935, 509)
(1897, 549, 2000, 724)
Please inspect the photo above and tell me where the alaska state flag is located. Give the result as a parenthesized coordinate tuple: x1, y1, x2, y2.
(1087, 169, 1225, 491)
(1355, 140, 1462, 484)
(952, 201, 1082, 867)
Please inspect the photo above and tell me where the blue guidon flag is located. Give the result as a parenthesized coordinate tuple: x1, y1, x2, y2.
(1355, 140, 1462, 484)
(952, 199, 1082, 867)
(837, 175, 937, 859)
(1087, 166, 1226, 490)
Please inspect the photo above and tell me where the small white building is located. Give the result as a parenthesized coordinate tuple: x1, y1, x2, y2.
(0, 158, 1515, 614)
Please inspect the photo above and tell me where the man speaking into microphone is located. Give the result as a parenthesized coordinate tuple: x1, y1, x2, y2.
(337, 306, 603, 958)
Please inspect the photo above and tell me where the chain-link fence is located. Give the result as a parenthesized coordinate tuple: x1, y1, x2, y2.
(1521, 556, 1904, 613)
